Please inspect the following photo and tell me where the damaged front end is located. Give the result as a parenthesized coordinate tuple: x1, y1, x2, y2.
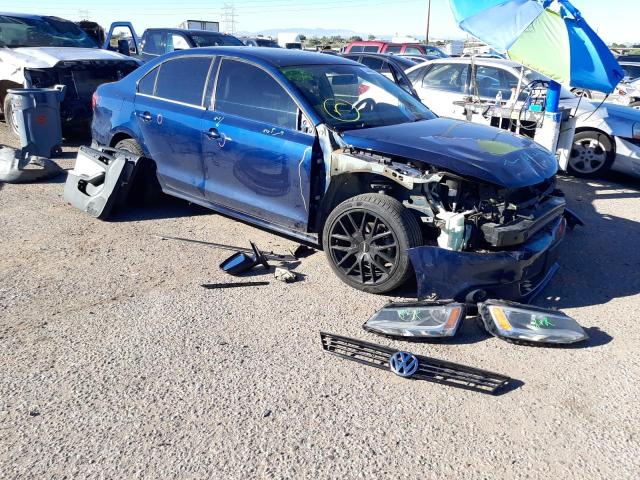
(328, 145, 574, 304)
(25, 59, 138, 127)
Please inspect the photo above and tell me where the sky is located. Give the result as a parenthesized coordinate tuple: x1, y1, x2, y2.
(0, 0, 638, 44)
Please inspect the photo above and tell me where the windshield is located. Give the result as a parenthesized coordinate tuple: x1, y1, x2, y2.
(0, 15, 98, 48)
(190, 33, 244, 47)
(281, 64, 435, 131)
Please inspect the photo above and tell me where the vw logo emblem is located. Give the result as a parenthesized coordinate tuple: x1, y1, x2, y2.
(389, 351, 419, 378)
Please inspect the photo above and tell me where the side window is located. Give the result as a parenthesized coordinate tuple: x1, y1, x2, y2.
(360, 57, 384, 71)
(215, 59, 298, 130)
(474, 66, 518, 99)
(141, 31, 165, 55)
(137, 66, 159, 95)
(363, 46, 379, 53)
(390, 64, 411, 92)
(407, 64, 431, 84)
(168, 34, 190, 52)
(350, 45, 364, 53)
(422, 63, 469, 93)
(385, 45, 402, 54)
(404, 47, 423, 55)
(155, 56, 213, 106)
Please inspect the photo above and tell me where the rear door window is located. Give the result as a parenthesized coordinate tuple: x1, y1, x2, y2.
(363, 45, 379, 52)
(385, 45, 402, 54)
(421, 63, 469, 93)
(404, 47, 423, 55)
(214, 59, 298, 130)
(360, 56, 384, 71)
(138, 67, 159, 95)
(474, 65, 518, 100)
(155, 56, 213, 106)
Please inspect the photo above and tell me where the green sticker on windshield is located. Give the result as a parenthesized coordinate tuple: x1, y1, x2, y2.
(281, 67, 314, 83)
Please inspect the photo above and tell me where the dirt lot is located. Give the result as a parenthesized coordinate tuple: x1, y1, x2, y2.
(1, 124, 639, 479)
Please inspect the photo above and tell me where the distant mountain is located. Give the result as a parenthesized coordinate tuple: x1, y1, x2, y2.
(253, 27, 368, 38)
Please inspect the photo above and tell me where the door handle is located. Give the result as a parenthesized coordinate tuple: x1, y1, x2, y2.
(139, 111, 152, 122)
(204, 127, 221, 140)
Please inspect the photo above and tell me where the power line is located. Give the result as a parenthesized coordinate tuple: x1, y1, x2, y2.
(222, 3, 238, 34)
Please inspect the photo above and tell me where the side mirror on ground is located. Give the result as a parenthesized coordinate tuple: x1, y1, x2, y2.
(220, 242, 270, 275)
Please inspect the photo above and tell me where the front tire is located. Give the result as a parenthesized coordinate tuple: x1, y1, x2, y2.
(568, 130, 614, 178)
(322, 193, 423, 294)
(3, 94, 19, 137)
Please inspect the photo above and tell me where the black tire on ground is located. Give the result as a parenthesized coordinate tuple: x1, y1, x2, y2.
(3, 94, 19, 137)
(322, 193, 423, 294)
(114, 138, 161, 203)
(568, 130, 615, 178)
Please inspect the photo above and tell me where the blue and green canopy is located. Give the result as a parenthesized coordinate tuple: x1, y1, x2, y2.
(450, 0, 624, 93)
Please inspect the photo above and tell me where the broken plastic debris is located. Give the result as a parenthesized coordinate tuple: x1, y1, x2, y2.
(274, 267, 297, 283)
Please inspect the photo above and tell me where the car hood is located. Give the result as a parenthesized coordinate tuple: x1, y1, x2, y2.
(0, 47, 132, 69)
(340, 118, 557, 188)
(562, 97, 640, 122)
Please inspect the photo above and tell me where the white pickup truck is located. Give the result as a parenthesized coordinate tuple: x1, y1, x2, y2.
(0, 13, 140, 134)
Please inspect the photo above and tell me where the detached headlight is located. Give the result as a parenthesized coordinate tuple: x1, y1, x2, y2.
(363, 301, 465, 338)
(633, 122, 640, 140)
(479, 300, 588, 345)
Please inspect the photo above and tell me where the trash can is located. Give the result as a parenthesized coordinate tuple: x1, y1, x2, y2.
(7, 85, 66, 158)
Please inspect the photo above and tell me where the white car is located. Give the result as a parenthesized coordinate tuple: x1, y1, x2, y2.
(406, 58, 640, 178)
(0, 13, 140, 134)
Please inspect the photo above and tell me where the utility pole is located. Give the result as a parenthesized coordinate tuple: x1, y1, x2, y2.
(426, 0, 432, 45)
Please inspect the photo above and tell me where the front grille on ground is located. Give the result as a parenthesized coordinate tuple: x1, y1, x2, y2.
(320, 332, 512, 395)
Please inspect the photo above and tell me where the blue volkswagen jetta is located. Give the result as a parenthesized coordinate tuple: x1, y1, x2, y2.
(92, 47, 570, 302)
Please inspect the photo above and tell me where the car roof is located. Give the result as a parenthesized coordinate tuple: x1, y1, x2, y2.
(168, 46, 358, 67)
(427, 57, 521, 68)
(147, 28, 229, 35)
(0, 12, 57, 20)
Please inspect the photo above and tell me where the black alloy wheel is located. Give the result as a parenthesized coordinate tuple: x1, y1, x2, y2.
(322, 193, 422, 294)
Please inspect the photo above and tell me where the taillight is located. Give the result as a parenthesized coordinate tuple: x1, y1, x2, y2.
(358, 84, 370, 95)
(91, 92, 98, 110)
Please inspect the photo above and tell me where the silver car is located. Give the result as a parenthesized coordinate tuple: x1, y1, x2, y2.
(407, 58, 640, 178)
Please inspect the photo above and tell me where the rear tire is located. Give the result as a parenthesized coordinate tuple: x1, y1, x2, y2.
(322, 193, 423, 294)
(568, 130, 614, 178)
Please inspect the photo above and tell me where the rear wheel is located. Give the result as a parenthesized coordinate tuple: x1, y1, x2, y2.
(114, 138, 161, 203)
(322, 193, 423, 294)
(568, 130, 614, 178)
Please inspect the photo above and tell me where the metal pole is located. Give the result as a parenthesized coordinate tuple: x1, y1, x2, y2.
(426, 0, 432, 44)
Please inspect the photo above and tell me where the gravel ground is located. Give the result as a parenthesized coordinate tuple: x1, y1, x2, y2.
(1, 124, 639, 479)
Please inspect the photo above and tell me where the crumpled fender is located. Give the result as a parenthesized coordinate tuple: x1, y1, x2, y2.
(408, 217, 566, 304)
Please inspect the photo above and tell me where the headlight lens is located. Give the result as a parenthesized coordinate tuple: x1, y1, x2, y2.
(479, 300, 588, 345)
(364, 301, 465, 337)
(633, 122, 640, 140)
